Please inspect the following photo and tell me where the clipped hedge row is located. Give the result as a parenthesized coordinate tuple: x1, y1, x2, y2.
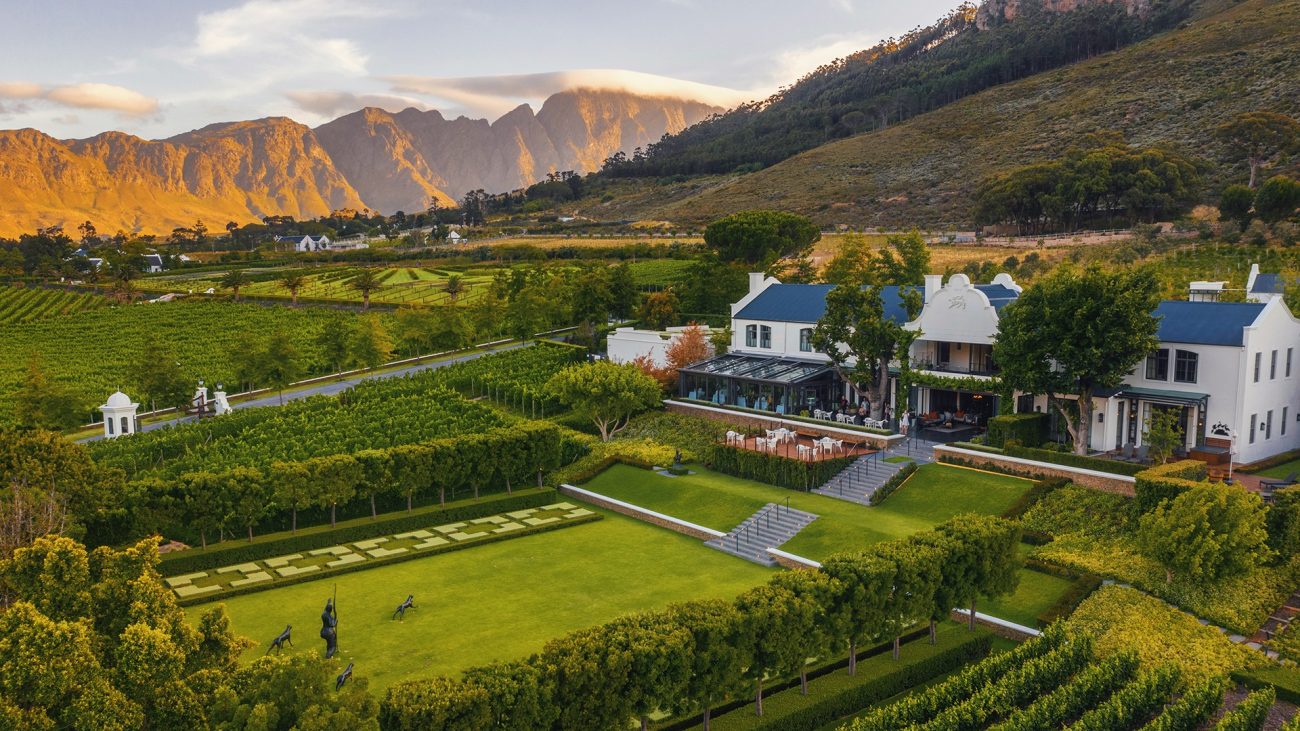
(1134, 460, 1210, 514)
(988, 413, 1048, 448)
(1233, 666, 1300, 705)
(176, 513, 600, 606)
(746, 632, 992, 731)
(1001, 477, 1069, 520)
(705, 444, 854, 491)
(1004, 445, 1145, 477)
(161, 490, 557, 575)
(868, 462, 918, 505)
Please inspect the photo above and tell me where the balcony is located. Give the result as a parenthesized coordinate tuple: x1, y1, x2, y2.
(909, 340, 999, 378)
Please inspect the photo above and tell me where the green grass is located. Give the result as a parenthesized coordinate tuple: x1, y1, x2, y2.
(883, 455, 915, 464)
(1257, 457, 1300, 479)
(187, 507, 772, 691)
(580, 462, 1032, 561)
(978, 567, 1075, 628)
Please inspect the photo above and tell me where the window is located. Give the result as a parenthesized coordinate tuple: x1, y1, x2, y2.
(1254, 352, 1262, 382)
(1288, 348, 1294, 378)
(1271, 350, 1279, 380)
(1145, 349, 1169, 380)
(745, 325, 757, 348)
(107, 418, 114, 436)
(759, 325, 772, 349)
(1267, 410, 1274, 439)
(120, 416, 129, 435)
(799, 328, 813, 352)
(1250, 413, 1257, 444)
(1284, 407, 1289, 436)
(1174, 350, 1198, 383)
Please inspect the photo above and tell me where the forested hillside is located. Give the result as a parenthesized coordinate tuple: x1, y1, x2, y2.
(579, 0, 1300, 228)
(600, 0, 1198, 177)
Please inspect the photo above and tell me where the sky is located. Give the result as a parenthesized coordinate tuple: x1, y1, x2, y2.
(0, 0, 964, 139)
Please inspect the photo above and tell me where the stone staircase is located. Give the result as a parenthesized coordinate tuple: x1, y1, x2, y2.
(813, 453, 911, 505)
(705, 503, 819, 566)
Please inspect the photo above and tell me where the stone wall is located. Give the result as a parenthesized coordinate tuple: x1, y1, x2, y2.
(934, 445, 1136, 496)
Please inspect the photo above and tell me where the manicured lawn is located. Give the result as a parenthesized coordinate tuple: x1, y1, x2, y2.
(581, 463, 1033, 561)
(1257, 456, 1300, 479)
(187, 508, 772, 691)
(978, 567, 1074, 628)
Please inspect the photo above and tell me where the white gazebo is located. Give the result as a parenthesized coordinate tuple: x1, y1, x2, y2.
(99, 391, 139, 439)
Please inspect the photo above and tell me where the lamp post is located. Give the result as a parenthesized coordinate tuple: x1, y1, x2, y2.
(1228, 429, 1238, 483)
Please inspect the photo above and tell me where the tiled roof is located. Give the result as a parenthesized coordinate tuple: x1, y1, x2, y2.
(1154, 301, 1264, 346)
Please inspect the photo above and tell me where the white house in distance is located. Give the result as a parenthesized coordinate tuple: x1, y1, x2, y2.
(143, 254, 165, 273)
(99, 391, 139, 439)
(675, 270, 1300, 465)
(608, 325, 713, 368)
(277, 234, 332, 252)
(446, 230, 466, 245)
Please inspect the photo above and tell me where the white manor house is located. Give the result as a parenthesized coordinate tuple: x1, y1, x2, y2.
(668, 269, 1300, 466)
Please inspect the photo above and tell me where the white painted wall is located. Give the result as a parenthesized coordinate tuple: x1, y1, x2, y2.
(608, 326, 712, 368)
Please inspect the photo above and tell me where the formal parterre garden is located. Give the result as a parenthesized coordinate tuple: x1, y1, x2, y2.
(168, 502, 597, 601)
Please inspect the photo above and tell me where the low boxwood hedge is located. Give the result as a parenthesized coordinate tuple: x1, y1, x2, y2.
(176, 513, 601, 606)
(1003, 445, 1145, 477)
(161, 489, 558, 575)
(869, 462, 918, 505)
(1001, 477, 1069, 520)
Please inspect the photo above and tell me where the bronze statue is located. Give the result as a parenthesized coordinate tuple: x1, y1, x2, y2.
(392, 594, 415, 621)
(320, 598, 338, 658)
(335, 662, 354, 690)
(266, 625, 292, 655)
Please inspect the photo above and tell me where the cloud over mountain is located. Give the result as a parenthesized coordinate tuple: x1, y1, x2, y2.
(0, 81, 158, 117)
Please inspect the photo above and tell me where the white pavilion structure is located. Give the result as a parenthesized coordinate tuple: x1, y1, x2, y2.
(99, 391, 140, 439)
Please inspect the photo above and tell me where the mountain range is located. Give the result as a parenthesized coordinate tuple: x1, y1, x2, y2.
(0, 89, 721, 237)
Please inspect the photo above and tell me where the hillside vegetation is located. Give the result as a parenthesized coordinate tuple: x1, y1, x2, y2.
(580, 0, 1300, 228)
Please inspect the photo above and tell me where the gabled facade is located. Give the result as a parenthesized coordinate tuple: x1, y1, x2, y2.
(680, 269, 1300, 464)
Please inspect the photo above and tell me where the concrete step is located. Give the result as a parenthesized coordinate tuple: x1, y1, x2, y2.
(705, 503, 819, 566)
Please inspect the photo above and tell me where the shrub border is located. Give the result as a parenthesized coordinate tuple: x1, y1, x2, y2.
(1231, 666, 1300, 705)
(869, 462, 919, 505)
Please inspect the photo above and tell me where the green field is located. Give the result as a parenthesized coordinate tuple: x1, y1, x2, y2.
(188, 507, 773, 691)
(580, 462, 1032, 560)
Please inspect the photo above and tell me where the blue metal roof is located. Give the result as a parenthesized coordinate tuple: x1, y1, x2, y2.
(734, 284, 916, 324)
(975, 284, 1019, 311)
(1154, 301, 1264, 346)
(1251, 273, 1286, 294)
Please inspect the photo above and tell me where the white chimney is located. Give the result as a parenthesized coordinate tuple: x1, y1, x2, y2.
(749, 272, 767, 294)
(924, 274, 943, 302)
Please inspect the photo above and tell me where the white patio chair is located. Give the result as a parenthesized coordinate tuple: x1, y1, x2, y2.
(797, 444, 813, 460)
(725, 430, 740, 444)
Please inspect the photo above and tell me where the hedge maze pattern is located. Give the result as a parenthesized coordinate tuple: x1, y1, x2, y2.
(165, 502, 595, 599)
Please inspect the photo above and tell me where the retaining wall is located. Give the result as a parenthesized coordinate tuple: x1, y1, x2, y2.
(559, 484, 725, 541)
(934, 445, 1136, 496)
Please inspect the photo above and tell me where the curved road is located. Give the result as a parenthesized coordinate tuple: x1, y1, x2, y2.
(78, 341, 528, 443)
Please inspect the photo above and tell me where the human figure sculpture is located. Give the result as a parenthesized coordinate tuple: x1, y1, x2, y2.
(672, 449, 683, 469)
(320, 598, 338, 659)
(266, 625, 292, 655)
(335, 662, 353, 690)
(392, 594, 416, 621)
